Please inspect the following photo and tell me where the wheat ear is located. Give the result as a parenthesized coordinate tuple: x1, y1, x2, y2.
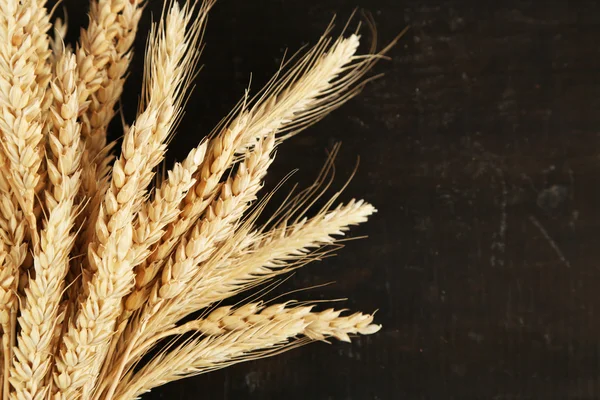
(8, 48, 82, 400)
(193, 199, 375, 308)
(116, 303, 380, 399)
(74, 0, 147, 272)
(125, 143, 207, 312)
(77, 0, 209, 277)
(77, 0, 146, 183)
(0, 0, 52, 248)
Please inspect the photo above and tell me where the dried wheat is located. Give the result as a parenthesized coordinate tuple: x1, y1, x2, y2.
(0, 0, 395, 397)
(101, 135, 276, 395)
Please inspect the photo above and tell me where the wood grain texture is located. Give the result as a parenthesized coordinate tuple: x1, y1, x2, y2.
(55, 0, 600, 398)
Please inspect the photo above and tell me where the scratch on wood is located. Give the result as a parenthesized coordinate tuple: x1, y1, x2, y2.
(528, 215, 571, 268)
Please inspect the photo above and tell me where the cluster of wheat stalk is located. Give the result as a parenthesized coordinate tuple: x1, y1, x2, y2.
(0, 0, 396, 398)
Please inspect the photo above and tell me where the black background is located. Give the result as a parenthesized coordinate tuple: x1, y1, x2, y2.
(58, 0, 600, 399)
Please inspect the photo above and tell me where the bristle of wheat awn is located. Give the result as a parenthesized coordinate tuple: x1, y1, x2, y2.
(115, 304, 380, 399)
(0, 0, 397, 397)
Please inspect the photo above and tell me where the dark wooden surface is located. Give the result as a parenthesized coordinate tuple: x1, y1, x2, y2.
(60, 0, 600, 398)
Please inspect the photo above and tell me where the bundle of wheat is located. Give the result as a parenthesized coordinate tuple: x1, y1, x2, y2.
(0, 1, 398, 398)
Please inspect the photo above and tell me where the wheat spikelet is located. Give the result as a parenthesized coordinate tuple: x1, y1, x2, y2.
(49, 16, 68, 59)
(116, 303, 380, 399)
